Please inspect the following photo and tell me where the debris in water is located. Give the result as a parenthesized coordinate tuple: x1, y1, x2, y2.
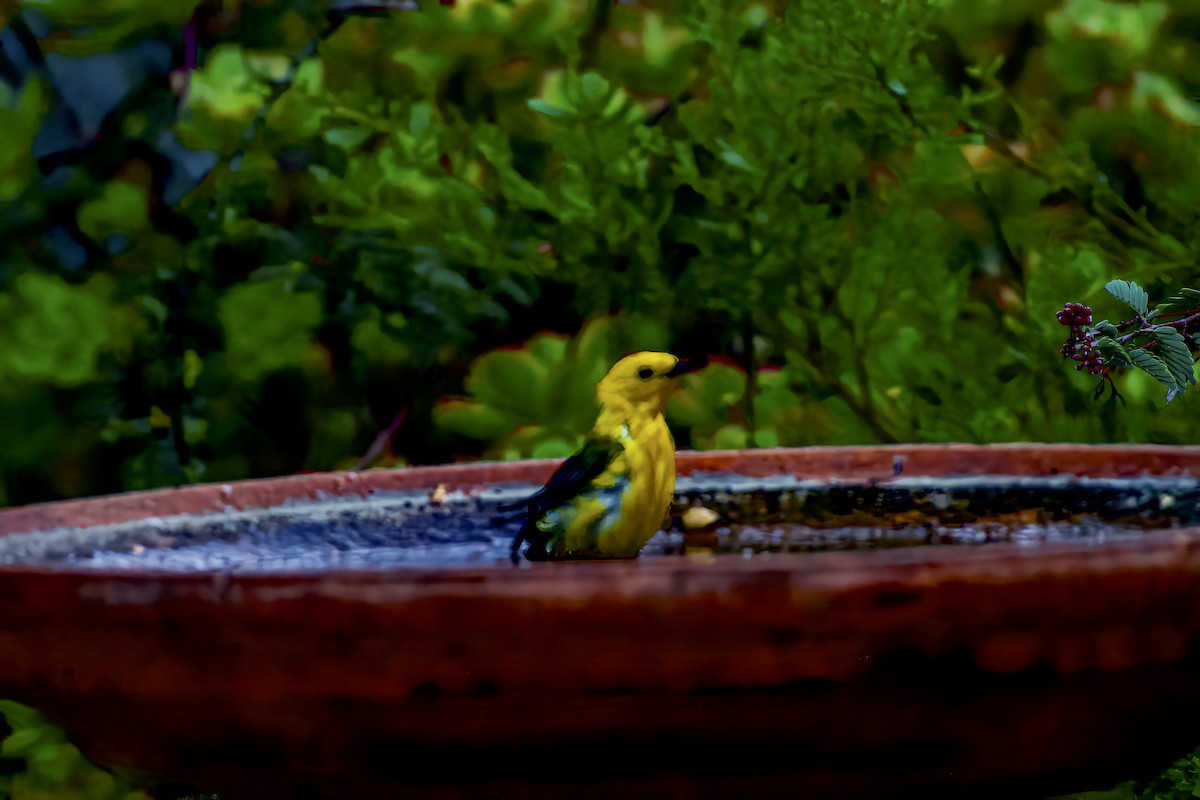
(682, 506, 719, 529)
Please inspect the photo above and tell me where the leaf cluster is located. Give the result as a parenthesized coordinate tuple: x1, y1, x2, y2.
(1076, 279, 1198, 402)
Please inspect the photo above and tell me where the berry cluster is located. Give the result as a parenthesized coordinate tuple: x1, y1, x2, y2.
(1056, 303, 1105, 374)
(1056, 302, 1092, 327)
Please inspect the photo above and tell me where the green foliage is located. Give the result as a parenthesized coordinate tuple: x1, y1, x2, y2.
(1143, 748, 1200, 799)
(0, 79, 46, 201)
(1055, 744, 1200, 800)
(435, 316, 663, 459)
(1155, 288, 1200, 318)
(178, 46, 288, 154)
(0, 273, 116, 388)
(217, 278, 323, 382)
(3, 0, 1200, 506)
(0, 701, 149, 800)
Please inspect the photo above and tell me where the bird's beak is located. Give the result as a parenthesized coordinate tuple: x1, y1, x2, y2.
(666, 356, 708, 378)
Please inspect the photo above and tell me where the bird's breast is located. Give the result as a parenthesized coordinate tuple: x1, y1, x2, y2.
(596, 416, 676, 556)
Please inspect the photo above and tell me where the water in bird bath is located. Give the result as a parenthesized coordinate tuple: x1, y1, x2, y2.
(1, 472, 1196, 572)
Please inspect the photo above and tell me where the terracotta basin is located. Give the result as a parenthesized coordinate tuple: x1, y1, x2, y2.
(3, 444, 1200, 799)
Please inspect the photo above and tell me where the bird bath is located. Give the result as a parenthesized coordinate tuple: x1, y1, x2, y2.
(3, 444, 1200, 799)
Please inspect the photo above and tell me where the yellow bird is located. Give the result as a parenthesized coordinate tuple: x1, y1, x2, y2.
(509, 351, 703, 562)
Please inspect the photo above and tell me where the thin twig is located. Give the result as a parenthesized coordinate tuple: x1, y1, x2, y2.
(354, 407, 409, 470)
(1118, 312, 1200, 345)
(873, 64, 927, 134)
(974, 180, 1024, 283)
(741, 315, 757, 436)
(1152, 307, 1200, 319)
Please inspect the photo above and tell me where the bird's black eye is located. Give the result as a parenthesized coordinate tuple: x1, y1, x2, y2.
(637, 367, 655, 380)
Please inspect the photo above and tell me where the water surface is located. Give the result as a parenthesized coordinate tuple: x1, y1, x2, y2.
(1, 472, 1196, 572)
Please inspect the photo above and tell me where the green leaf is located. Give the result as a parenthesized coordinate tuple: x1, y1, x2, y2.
(0, 79, 47, 201)
(526, 334, 568, 367)
(1153, 288, 1200, 317)
(0, 701, 43, 731)
(464, 348, 549, 417)
(965, 55, 1006, 80)
(350, 312, 411, 365)
(716, 139, 752, 171)
(1046, 0, 1168, 56)
(532, 438, 576, 459)
(668, 363, 747, 433)
(323, 128, 370, 149)
(1149, 326, 1196, 394)
(217, 279, 323, 382)
(1132, 72, 1200, 126)
(527, 98, 570, 118)
(580, 72, 610, 103)
(433, 399, 513, 440)
(0, 272, 113, 387)
(29, 742, 78, 783)
(192, 46, 276, 117)
(1, 728, 44, 756)
(1094, 336, 1132, 367)
(1128, 347, 1175, 392)
(712, 424, 749, 450)
(77, 181, 149, 242)
(1091, 320, 1118, 337)
(752, 428, 781, 448)
(1105, 279, 1148, 315)
(408, 102, 433, 136)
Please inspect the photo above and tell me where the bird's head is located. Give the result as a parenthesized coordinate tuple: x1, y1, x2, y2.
(596, 351, 705, 413)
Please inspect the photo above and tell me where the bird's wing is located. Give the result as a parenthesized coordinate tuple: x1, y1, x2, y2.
(510, 436, 624, 519)
(507, 436, 624, 561)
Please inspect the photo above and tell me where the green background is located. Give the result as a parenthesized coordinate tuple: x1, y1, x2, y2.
(1, 0, 1199, 509)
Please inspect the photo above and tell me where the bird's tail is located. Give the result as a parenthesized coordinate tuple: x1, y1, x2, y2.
(509, 525, 526, 564)
(494, 491, 550, 563)
(495, 498, 532, 564)
(494, 497, 529, 514)
(510, 521, 553, 564)
(491, 498, 530, 526)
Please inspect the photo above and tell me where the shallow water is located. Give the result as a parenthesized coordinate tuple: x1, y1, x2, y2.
(1, 472, 1197, 572)
(33, 520, 1164, 572)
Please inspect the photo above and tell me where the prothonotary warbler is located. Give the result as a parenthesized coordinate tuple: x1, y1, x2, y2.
(509, 351, 704, 562)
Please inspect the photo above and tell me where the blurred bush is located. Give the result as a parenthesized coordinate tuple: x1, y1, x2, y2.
(1, 0, 1200, 505)
(0, 701, 149, 800)
(1056, 742, 1200, 799)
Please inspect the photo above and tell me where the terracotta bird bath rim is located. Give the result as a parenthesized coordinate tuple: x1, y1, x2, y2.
(3, 443, 1200, 800)
(2, 441, 1199, 539)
